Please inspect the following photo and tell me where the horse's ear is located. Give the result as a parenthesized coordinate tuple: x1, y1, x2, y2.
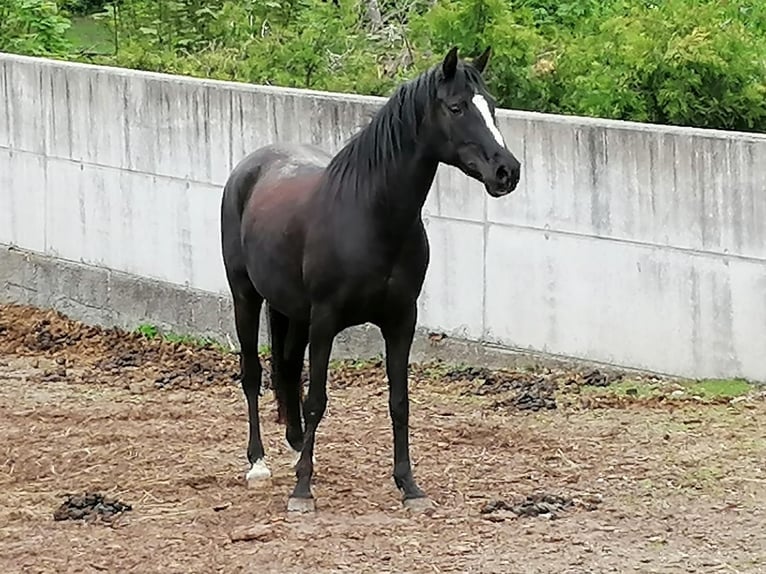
(473, 46, 492, 75)
(442, 46, 459, 80)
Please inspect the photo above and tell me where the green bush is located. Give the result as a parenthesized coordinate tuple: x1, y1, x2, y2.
(410, 0, 766, 131)
(409, 0, 553, 111)
(0, 0, 73, 56)
(60, 0, 113, 16)
(2, 0, 765, 133)
(97, 0, 423, 95)
(552, 0, 766, 130)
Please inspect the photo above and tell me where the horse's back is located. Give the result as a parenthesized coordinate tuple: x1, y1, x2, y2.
(254, 143, 331, 186)
(222, 143, 330, 218)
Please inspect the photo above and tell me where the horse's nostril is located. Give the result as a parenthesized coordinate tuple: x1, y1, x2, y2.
(496, 165, 509, 183)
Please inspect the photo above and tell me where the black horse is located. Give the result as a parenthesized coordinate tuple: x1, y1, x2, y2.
(220, 46, 521, 513)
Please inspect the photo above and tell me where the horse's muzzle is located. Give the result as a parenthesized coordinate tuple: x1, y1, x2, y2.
(485, 155, 521, 197)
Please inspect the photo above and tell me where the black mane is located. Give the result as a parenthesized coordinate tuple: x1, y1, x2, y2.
(320, 61, 489, 201)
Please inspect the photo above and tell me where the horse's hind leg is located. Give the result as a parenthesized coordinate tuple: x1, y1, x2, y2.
(288, 306, 336, 512)
(229, 277, 269, 483)
(268, 306, 308, 461)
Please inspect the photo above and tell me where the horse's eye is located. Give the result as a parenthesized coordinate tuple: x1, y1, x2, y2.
(448, 103, 463, 115)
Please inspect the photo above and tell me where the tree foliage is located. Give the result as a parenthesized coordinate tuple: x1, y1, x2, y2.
(0, 0, 72, 55)
(2, 0, 765, 133)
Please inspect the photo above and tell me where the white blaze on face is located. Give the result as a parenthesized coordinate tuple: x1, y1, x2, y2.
(471, 93, 505, 147)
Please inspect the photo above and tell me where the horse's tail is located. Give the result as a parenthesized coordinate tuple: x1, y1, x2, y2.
(268, 304, 286, 424)
(283, 321, 306, 421)
(268, 306, 306, 426)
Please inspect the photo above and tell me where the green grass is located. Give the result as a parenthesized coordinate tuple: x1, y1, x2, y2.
(135, 323, 229, 353)
(328, 357, 383, 370)
(135, 323, 159, 339)
(65, 15, 115, 55)
(581, 376, 753, 401)
(683, 378, 753, 399)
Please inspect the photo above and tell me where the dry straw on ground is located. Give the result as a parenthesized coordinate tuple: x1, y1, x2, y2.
(0, 303, 764, 573)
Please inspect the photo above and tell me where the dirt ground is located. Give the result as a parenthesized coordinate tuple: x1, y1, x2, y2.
(1, 303, 765, 574)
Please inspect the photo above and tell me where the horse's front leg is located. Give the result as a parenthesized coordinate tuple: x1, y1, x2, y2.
(381, 304, 431, 510)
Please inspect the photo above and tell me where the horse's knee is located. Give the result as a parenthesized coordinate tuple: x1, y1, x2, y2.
(303, 392, 327, 426)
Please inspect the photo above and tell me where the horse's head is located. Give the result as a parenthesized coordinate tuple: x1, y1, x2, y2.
(428, 46, 521, 198)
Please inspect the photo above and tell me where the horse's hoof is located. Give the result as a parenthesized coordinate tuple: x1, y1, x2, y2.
(287, 497, 316, 513)
(403, 497, 435, 514)
(245, 459, 271, 486)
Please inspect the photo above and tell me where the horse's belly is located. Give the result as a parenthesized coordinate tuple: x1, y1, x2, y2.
(334, 265, 424, 328)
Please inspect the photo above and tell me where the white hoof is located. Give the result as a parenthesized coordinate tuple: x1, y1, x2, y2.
(245, 459, 271, 484)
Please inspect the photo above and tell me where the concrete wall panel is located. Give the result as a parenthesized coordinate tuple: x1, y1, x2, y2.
(2, 53, 765, 380)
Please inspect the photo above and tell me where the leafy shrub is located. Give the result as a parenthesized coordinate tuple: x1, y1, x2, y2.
(60, 0, 114, 16)
(2, 0, 765, 132)
(0, 0, 73, 56)
(409, 0, 552, 111)
(552, 0, 766, 130)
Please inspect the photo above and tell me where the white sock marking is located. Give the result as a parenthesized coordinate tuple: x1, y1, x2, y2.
(283, 437, 315, 465)
(245, 458, 271, 482)
(472, 93, 505, 147)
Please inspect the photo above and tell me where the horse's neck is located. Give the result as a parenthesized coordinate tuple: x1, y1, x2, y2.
(369, 147, 438, 234)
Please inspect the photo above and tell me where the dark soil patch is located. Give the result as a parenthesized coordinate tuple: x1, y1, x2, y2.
(441, 366, 559, 410)
(481, 492, 602, 520)
(1, 303, 765, 573)
(53, 492, 132, 523)
(443, 366, 622, 412)
(580, 368, 613, 387)
(3, 303, 752, 415)
(0, 304, 240, 391)
(491, 378, 558, 411)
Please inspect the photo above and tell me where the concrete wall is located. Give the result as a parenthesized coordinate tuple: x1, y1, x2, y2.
(1, 53, 765, 381)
